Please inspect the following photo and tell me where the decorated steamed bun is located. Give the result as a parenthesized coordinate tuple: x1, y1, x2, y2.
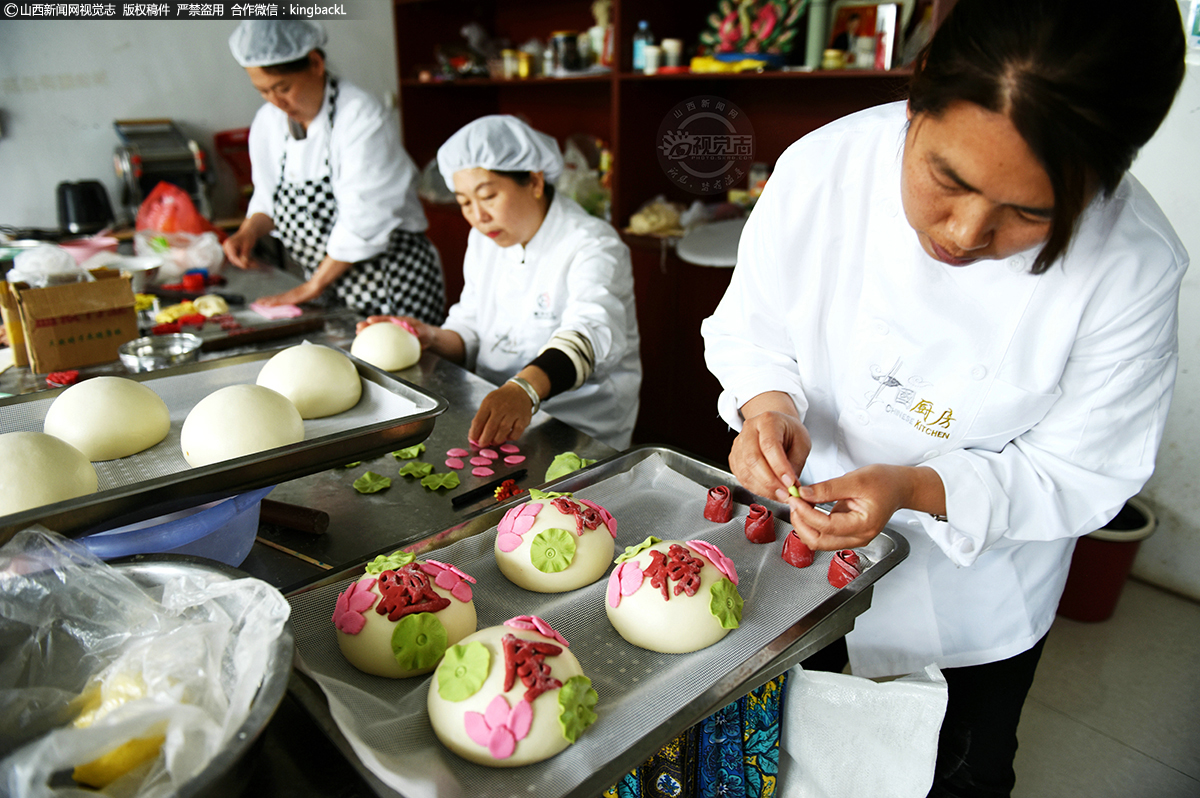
(427, 615, 598, 767)
(494, 489, 617, 593)
(605, 537, 743, 654)
(333, 551, 477, 678)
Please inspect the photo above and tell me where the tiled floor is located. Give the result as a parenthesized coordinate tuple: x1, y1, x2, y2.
(1013, 579, 1200, 797)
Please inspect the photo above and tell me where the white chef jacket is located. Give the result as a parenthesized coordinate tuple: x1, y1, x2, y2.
(442, 194, 642, 450)
(245, 77, 427, 264)
(701, 101, 1188, 678)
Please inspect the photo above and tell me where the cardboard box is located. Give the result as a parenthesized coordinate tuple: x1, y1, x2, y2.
(0, 281, 29, 367)
(13, 268, 137, 373)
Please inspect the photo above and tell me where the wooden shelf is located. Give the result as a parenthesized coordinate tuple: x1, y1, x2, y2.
(394, 0, 951, 459)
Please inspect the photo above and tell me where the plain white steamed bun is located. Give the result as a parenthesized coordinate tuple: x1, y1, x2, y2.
(180, 384, 304, 467)
(0, 431, 99, 515)
(43, 376, 170, 461)
(256, 343, 362, 418)
(351, 322, 421, 371)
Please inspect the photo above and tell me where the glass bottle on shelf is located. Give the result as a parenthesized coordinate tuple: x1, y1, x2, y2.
(632, 20, 654, 72)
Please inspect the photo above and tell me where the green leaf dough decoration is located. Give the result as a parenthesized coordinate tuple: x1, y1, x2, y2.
(392, 443, 427, 460)
(353, 471, 391, 494)
(391, 612, 448, 672)
(710, 577, 744, 629)
(528, 488, 571, 501)
(421, 471, 461, 491)
(364, 551, 416, 575)
(557, 675, 598, 743)
(545, 451, 596, 482)
(341, 461, 361, 468)
(614, 536, 663, 564)
(531, 528, 576, 573)
(399, 461, 435, 478)
(788, 485, 801, 498)
(437, 642, 490, 702)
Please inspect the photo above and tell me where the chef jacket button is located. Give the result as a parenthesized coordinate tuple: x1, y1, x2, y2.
(856, 411, 869, 425)
(872, 319, 889, 336)
(1008, 257, 1025, 272)
(907, 517, 921, 526)
(971, 365, 987, 380)
(924, 450, 939, 460)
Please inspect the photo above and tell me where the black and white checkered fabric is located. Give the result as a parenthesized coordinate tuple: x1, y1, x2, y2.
(271, 80, 446, 324)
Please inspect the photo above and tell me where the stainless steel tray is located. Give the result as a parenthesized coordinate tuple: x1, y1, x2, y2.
(284, 445, 910, 798)
(0, 346, 448, 545)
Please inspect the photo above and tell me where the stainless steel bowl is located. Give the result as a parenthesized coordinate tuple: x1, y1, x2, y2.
(119, 333, 203, 372)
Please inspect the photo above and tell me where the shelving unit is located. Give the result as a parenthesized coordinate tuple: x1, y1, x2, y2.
(393, 0, 953, 463)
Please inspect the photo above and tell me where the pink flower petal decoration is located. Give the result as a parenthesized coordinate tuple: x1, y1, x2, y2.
(607, 567, 623, 608)
(579, 499, 617, 537)
(504, 454, 526, 465)
(451, 582, 473, 602)
(620, 562, 644, 595)
(447, 447, 470, 458)
(464, 712, 492, 747)
(506, 614, 569, 647)
(485, 695, 511, 728)
(469, 456, 491, 466)
(686, 540, 739, 585)
(497, 532, 524, 552)
(445, 458, 465, 470)
(473, 467, 495, 477)
(480, 448, 499, 459)
(332, 578, 378, 635)
(500, 443, 520, 454)
(488, 726, 517, 759)
(425, 559, 475, 584)
(509, 699, 533, 739)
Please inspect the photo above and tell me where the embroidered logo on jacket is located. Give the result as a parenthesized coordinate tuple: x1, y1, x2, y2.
(868, 358, 956, 439)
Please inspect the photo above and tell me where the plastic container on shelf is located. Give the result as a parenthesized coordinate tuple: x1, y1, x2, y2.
(1056, 496, 1157, 623)
(632, 20, 654, 72)
(80, 486, 275, 566)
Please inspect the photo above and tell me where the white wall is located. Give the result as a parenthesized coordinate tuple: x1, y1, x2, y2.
(1129, 63, 1200, 601)
(0, 9, 399, 228)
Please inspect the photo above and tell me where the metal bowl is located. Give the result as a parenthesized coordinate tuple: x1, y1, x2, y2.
(119, 333, 203, 372)
(112, 555, 294, 797)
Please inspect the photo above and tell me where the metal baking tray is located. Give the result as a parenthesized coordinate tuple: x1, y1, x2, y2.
(0, 346, 448, 545)
(283, 445, 910, 798)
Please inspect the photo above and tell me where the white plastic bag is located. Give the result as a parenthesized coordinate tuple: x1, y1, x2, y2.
(778, 664, 949, 798)
(0, 527, 291, 798)
(134, 231, 223, 284)
(8, 244, 92, 288)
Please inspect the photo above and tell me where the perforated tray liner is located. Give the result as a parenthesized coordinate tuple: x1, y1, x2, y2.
(286, 452, 904, 798)
(0, 347, 445, 542)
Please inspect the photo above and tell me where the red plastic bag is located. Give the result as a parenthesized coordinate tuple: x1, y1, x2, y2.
(135, 181, 224, 240)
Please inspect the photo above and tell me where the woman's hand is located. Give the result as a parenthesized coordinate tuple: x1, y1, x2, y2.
(222, 228, 259, 270)
(729, 393, 812, 500)
(254, 279, 322, 307)
(222, 213, 274, 269)
(785, 464, 945, 551)
(469, 381, 534, 448)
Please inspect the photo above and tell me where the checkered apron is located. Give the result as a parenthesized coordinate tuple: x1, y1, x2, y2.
(271, 80, 446, 323)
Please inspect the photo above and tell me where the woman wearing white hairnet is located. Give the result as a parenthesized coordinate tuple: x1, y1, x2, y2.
(358, 115, 642, 450)
(223, 20, 445, 323)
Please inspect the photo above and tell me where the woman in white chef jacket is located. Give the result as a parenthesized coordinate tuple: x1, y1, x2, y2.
(223, 21, 445, 324)
(359, 115, 641, 450)
(702, 0, 1187, 795)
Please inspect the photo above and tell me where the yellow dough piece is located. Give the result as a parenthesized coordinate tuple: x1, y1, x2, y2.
(71, 672, 165, 789)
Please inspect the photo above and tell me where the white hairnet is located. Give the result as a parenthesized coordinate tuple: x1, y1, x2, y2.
(229, 20, 327, 68)
(437, 115, 564, 191)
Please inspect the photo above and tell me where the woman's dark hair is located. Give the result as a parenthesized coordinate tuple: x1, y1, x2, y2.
(261, 47, 325, 76)
(492, 170, 556, 201)
(909, 0, 1185, 273)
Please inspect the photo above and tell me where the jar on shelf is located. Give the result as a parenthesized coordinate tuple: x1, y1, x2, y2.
(552, 31, 582, 73)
